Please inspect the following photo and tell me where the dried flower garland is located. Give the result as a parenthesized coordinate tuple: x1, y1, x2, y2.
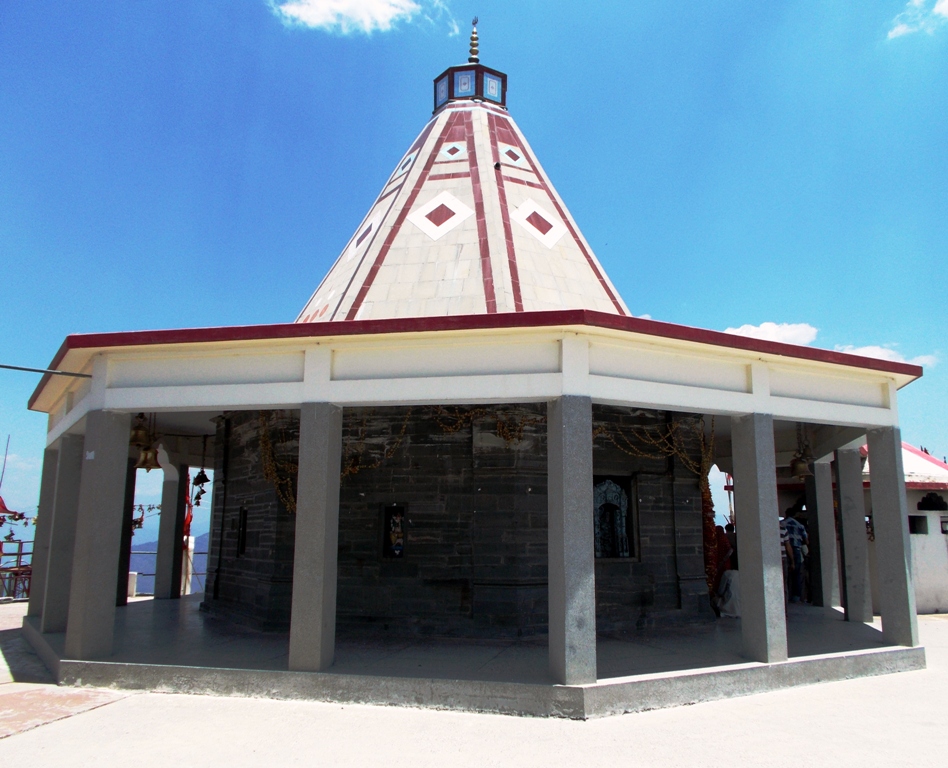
(259, 411, 299, 514)
(594, 416, 720, 593)
(341, 408, 413, 479)
(429, 405, 545, 446)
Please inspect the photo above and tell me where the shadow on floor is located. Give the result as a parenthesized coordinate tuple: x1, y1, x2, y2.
(26, 595, 893, 686)
(0, 628, 54, 685)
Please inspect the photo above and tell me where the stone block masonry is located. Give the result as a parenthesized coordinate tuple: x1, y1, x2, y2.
(202, 404, 709, 636)
(203, 410, 300, 630)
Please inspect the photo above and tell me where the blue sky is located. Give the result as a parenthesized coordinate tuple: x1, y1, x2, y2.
(1, 1, 946, 540)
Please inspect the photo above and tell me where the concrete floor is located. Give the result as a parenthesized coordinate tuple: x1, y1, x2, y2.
(30, 593, 900, 683)
(0, 601, 946, 765)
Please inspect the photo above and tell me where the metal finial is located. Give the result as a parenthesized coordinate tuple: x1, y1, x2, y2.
(468, 17, 479, 63)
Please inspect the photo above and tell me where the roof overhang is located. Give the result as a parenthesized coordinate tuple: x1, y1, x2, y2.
(30, 310, 923, 413)
(30, 310, 923, 454)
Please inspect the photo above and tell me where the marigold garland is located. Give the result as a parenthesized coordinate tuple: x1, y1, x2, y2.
(259, 411, 299, 514)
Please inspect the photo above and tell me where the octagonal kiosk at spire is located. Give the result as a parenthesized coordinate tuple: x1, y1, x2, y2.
(296, 54, 629, 323)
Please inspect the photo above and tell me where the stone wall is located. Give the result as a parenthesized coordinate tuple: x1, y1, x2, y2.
(591, 407, 709, 631)
(336, 403, 548, 638)
(202, 403, 710, 635)
(203, 410, 300, 630)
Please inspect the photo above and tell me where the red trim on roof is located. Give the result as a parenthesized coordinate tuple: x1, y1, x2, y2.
(503, 175, 544, 190)
(343, 115, 446, 321)
(901, 442, 948, 472)
(30, 309, 924, 410)
(464, 110, 497, 313)
(498, 114, 627, 316)
(725, 481, 948, 492)
(488, 111, 524, 312)
(428, 172, 471, 181)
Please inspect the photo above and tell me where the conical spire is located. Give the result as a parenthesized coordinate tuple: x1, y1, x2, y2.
(295, 39, 629, 323)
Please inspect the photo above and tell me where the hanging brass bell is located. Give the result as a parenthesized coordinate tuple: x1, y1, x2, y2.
(789, 453, 813, 480)
(134, 446, 162, 472)
(130, 414, 150, 448)
(193, 468, 210, 486)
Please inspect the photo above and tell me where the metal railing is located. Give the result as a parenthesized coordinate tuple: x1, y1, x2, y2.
(0, 541, 32, 599)
(129, 550, 208, 594)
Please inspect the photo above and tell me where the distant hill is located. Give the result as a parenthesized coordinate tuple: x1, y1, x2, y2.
(130, 531, 209, 595)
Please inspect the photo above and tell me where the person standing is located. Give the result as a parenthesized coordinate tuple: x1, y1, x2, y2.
(779, 515, 793, 607)
(725, 522, 738, 570)
(783, 509, 809, 603)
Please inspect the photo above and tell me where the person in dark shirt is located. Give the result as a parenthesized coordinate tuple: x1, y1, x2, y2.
(784, 509, 809, 603)
(725, 522, 738, 570)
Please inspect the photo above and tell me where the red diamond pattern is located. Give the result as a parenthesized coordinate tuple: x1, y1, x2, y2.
(446, 146, 460, 156)
(425, 203, 455, 227)
(505, 149, 521, 162)
(526, 211, 553, 235)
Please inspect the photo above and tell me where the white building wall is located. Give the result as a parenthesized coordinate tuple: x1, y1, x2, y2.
(869, 488, 948, 615)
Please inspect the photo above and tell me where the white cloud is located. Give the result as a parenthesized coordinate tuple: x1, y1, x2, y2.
(723, 320, 935, 367)
(888, 0, 948, 39)
(724, 322, 819, 346)
(271, 0, 458, 35)
(834, 344, 937, 367)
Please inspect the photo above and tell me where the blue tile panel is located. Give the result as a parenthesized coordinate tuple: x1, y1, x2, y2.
(483, 73, 503, 103)
(453, 70, 476, 97)
(435, 76, 449, 107)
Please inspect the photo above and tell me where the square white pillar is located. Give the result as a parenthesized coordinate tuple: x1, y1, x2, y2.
(835, 447, 873, 623)
(547, 395, 597, 685)
(40, 433, 85, 634)
(731, 412, 787, 663)
(64, 410, 132, 659)
(154, 458, 187, 600)
(288, 402, 343, 671)
(809, 462, 840, 609)
(27, 446, 59, 618)
(866, 427, 919, 646)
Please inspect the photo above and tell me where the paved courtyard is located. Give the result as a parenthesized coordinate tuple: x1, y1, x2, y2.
(1, 600, 946, 766)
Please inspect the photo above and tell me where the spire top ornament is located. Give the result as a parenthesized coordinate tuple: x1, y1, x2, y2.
(468, 17, 479, 63)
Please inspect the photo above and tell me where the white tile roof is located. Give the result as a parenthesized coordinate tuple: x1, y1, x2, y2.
(863, 443, 948, 487)
(296, 102, 629, 323)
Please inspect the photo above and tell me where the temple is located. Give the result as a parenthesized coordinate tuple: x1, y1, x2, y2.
(21, 27, 925, 717)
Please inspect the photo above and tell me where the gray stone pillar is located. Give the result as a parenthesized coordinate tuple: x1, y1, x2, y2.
(731, 413, 787, 663)
(154, 458, 187, 600)
(807, 462, 840, 609)
(835, 447, 873, 623)
(64, 410, 132, 659)
(115, 459, 137, 606)
(40, 434, 85, 634)
(288, 402, 343, 671)
(866, 427, 919, 646)
(27, 446, 59, 618)
(547, 395, 597, 685)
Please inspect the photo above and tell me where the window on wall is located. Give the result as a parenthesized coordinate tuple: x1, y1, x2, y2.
(382, 504, 406, 558)
(908, 515, 929, 535)
(236, 506, 249, 556)
(941, 517, 948, 535)
(593, 476, 635, 559)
